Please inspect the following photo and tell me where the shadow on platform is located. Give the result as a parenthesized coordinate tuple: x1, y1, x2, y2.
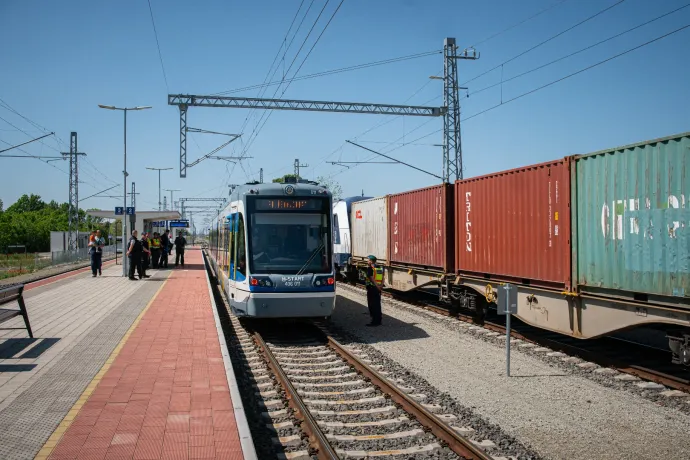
(332, 295, 431, 343)
(0, 337, 60, 361)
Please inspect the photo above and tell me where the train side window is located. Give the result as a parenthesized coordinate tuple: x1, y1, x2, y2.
(236, 213, 247, 279)
(333, 213, 340, 244)
(228, 216, 235, 278)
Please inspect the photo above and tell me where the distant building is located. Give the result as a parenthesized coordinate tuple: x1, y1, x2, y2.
(50, 231, 91, 253)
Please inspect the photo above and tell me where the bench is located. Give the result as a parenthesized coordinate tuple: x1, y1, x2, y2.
(0, 283, 33, 338)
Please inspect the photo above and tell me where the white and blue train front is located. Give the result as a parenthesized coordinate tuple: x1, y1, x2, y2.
(208, 181, 335, 319)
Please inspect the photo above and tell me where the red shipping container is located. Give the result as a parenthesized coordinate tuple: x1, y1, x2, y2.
(388, 184, 454, 271)
(455, 159, 572, 290)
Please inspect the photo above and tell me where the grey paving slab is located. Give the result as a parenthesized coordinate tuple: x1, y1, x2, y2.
(0, 264, 168, 460)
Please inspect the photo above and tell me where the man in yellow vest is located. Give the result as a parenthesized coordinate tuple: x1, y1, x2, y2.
(150, 232, 161, 269)
(365, 255, 383, 327)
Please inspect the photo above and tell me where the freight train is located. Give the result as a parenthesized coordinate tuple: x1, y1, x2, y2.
(207, 180, 336, 319)
(339, 132, 690, 365)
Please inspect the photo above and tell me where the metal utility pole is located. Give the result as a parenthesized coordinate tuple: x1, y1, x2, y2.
(294, 159, 308, 181)
(442, 37, 478, 182)
(259, 168, 263, 183)
(60, 132, 86, 251)
(165, 189, 180, 211)
(146, 167, 173, 211)
(98, 104, 152, 277)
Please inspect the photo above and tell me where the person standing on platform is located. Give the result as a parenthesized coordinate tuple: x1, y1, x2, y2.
(150, 232, 161, 269)
(141, 232, 152, 272)
(159, 229, 170, 269)
(126, 230, 143, 280)
(364, 255, 383, 327)
(174, 231, 187, 267)
(93, 230, 105, 276)
(88, 232, 98, 277)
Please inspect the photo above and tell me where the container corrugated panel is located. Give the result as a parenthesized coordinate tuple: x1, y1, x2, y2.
(572, 132, 690, 298)
(350, 196, 389, 262)
(455, 159, 572, 290)
(388, 184, 454, 271)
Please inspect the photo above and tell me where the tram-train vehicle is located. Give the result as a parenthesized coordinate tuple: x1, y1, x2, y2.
(341, 131, 690, 365)
(207, 179, 335, 319)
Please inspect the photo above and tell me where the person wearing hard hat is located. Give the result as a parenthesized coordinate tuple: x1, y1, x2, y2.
(364, 255, 383, 327)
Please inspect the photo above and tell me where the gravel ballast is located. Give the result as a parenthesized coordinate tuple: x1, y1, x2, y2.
(332, 286, 690, 460)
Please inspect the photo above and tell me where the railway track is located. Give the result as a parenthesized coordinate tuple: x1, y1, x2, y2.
(227, 318, 502, 460)
(339, 281, 690, 394)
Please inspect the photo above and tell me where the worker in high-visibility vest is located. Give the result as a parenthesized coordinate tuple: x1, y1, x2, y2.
(150, 232, 162, 269)
(364, 255, 383, 327)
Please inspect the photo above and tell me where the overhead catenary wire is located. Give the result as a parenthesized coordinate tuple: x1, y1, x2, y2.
(147, 0, 170, 93)
(470, 2, 690, 97)
(0, 113, 61, 153)
(331, 19, 690, 177)
(233, 0, 309, 156)
(312, 0, 580, 177)
(462, 0, 628, 86)
(330, 21, 690, 180)
(463, 22, 690, 123)
(212, 50, 441, 96)
(240, 0, 335, 155)
(240, 0, 346, 164)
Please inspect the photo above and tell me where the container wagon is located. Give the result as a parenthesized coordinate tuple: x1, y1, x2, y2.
(346, 184, 457, 300)
(453, 132, 690, 365)
(343, 132, 690, 365)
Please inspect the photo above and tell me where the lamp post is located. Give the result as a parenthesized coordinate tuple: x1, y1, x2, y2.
(164, 189, 180, 212)
(146, 167, 173, 211)
(98, 104, 152, 277)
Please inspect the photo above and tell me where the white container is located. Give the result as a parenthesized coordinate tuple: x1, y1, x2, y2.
(350, 196, 389, 263)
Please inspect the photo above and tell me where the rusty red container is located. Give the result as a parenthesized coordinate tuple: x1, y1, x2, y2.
(454, 159, 572, 290)
(388, 183, 454, 271)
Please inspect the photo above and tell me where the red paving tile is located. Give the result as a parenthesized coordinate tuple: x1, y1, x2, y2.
(49, 249, 243, 460)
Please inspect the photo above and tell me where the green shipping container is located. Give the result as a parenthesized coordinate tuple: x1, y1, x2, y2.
(572, 132, 690, 300)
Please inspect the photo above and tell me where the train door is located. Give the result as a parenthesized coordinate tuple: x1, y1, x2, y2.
(227, 211, 249, 306)
(227, 214, 236, 299)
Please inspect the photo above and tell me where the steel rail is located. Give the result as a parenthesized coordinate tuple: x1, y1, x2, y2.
(327, 336, 493, 460)
(251, 331, 339, 460)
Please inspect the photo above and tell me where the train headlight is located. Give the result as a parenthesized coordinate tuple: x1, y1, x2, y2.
(314, 275, 335, 288)
(250, 276, 272, 288)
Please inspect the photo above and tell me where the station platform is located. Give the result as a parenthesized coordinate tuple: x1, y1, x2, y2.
(0, 248, 255, 460)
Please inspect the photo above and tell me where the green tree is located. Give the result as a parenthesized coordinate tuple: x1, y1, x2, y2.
(6, 194, 46, 213)
(272, 174, 298, 183)
(316, 176, 343, 201)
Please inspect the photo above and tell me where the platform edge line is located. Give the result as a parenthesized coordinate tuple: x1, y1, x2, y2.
(203, 250, 258, 460)
(33, 271, 171, 460)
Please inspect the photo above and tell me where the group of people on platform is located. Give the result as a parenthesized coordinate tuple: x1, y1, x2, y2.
(124, 229, 187, 280)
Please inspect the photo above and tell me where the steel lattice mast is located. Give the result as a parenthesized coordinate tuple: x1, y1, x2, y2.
(443, 38, 478, 182)
(61, 132, 86, 251)
(169, 38, 478, 182)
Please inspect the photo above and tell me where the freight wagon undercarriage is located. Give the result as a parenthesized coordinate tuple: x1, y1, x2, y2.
(346, 259, 690, 366)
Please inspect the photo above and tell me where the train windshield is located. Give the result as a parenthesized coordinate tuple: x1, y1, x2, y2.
(249, 212, 332, 275)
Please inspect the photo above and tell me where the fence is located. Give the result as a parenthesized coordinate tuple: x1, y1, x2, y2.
(50, 245, 117, 265)
(0, 246, 118, 280)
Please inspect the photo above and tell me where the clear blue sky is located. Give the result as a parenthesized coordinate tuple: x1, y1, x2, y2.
(1, 0, 688, 224)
